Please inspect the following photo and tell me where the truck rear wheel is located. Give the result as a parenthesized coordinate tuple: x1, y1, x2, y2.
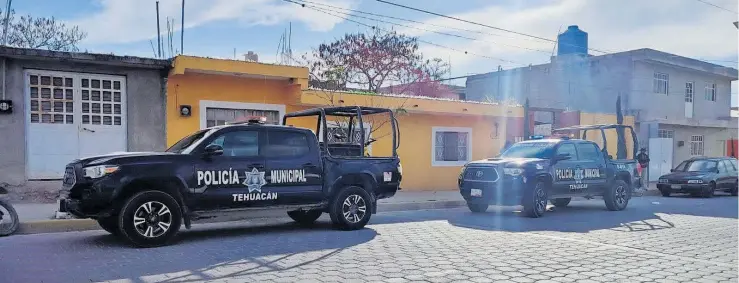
(522, 181, 548, 218)
(329, 186, 371, 231)
(604, 180, 629, 211)
(550, 198, 571, 208)
(287, 210, 322, 226)
(118, 191, 182, 248)
(97, 216, 119, 235)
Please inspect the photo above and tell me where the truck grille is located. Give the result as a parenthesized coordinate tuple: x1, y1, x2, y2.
(463, 166, 499, 182)
(62, 165, 77, 187)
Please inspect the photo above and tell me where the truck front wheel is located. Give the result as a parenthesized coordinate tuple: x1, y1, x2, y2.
(604, 180, 630, 211)
(287, 210, 322, 226)
(329, 186, 372, 230)
(467, 202, 488, 213)
(522, 181, 548, 218)
(118, 190, 182, 248)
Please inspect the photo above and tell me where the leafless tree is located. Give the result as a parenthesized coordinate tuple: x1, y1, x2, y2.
(0, 9, 86, 52)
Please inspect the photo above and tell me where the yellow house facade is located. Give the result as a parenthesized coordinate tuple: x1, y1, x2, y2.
(166, 56, 524, 191)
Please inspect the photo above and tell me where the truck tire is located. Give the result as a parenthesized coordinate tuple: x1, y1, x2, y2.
(604, 179, 629, 211)
(550, 198, 571, 208)
(97, 216, 119, 235)
(522, 180, 548, 218)
(287, 210, 322, 226)
(467, 202, 488, 213)
(660, 189, 671, 197)
(118, 190, 182, 248)
(731, 181, 738, 196)
(329, 186, 372, 231)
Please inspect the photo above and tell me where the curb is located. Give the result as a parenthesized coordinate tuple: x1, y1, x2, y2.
(14, 191, 661, 236)
(15, 200, 468, 236)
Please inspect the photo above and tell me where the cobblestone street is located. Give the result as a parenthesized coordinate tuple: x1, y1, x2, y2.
(1, 195, 737, 283)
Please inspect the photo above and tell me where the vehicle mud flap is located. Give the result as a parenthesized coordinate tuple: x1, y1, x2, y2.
(371, 193, 378, 214)
(174, 193, 192, 229)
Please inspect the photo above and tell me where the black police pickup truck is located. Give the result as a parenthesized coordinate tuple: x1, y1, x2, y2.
(59, 106, 402, 247)
(460, 124, 640, 217)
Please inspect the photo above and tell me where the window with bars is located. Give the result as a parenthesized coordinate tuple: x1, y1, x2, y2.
(690, 135, 704, 156)
(326, 125, 368, 144)
(433, 130, 470, 164)
(80, 77, 124, 126)
(657, 129, 674, 138)
(705, 83, 716, 101)
(205, 108, 280, 127)
(653, 72, 669, 95)
(28, 74, 75, 124)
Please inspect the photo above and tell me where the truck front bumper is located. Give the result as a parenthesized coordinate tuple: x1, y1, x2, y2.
(459, 177, 527, 206)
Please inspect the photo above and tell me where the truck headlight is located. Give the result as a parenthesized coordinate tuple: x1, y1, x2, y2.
(398, 163, 403, 175)
(687, 179, 703, 184)
(83, 165, 119, 179)
(504, 168, 524, 176)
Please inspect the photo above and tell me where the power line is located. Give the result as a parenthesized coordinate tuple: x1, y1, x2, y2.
(291, 0, 546, 44)
(289, 0, 552, 55)
(693, 0, 738, 13)
(283, 0, 524, 65)
(374, 0, 613, 54)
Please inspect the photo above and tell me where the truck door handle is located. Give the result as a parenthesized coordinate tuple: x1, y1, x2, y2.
(249, 164, 264, 169)
(303, 163, 317, 168)
(82, 127, 95, 133)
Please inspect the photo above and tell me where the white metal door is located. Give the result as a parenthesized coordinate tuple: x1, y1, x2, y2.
(684, 82, 694, 119)
(648, 138, 674, 182)
(26, 71, 127, 179)
(77, 76, 127, 159)
(26, 72, 78, 179)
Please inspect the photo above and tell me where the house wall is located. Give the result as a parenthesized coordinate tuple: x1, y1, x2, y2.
(166, 63, 521, 191)
(658, 124, 738, 166)
(630, 61, 733, 122)
(0, 58, 166, 186)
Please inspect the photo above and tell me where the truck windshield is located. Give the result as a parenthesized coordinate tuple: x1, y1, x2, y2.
(166, 129, 209, 153)
(499, 142, 555, 159)
(674, 160, 717, 172)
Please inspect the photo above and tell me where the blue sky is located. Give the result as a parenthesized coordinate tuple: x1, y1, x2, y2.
(10, 0, 739, 104)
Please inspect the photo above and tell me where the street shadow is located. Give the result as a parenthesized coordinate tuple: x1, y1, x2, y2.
(7, 220, 377, 283)
(370, 196, 736, 235)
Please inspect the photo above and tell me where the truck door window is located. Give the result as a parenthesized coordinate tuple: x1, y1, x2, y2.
(556, 143, 578, 160)
(576, 143, 602, 161)
(210, 130, 260, 157)
(266, 131, 310, 158)
(729, 159, 738, 171)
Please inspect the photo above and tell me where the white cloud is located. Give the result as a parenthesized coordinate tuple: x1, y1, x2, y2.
(71, 0, 357, 44)
(394, 0, 738, 76)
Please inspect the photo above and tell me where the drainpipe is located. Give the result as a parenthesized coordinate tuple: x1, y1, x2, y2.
(2, 57, 6, 100)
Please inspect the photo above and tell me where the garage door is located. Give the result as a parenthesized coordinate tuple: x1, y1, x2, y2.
(26, 70, 127, 179)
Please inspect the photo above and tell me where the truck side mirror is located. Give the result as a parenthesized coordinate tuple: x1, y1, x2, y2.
(203, 144, 224, 157)
(670, 168, 675, 172)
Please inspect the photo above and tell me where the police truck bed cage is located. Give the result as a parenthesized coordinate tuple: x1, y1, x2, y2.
(552, 123, 638, 159)
(283, 106, 400, 157)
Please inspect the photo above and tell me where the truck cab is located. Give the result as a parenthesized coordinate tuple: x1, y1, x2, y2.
(59, 106, 401, 247)
(460, 124, 639, 218)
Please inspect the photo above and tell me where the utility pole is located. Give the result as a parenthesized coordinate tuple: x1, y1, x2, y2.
(156, 1, 162, 58)
(181, 0, 185, 54)
(1, 0, 13, 45)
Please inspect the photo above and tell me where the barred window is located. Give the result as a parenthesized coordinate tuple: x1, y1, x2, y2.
(653, 72, 669, 95)
(432, 127, 471, 166)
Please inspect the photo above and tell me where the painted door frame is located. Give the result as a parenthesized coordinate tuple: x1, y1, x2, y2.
(198, 100, 286, 130)
(24, 69, 128, 179)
